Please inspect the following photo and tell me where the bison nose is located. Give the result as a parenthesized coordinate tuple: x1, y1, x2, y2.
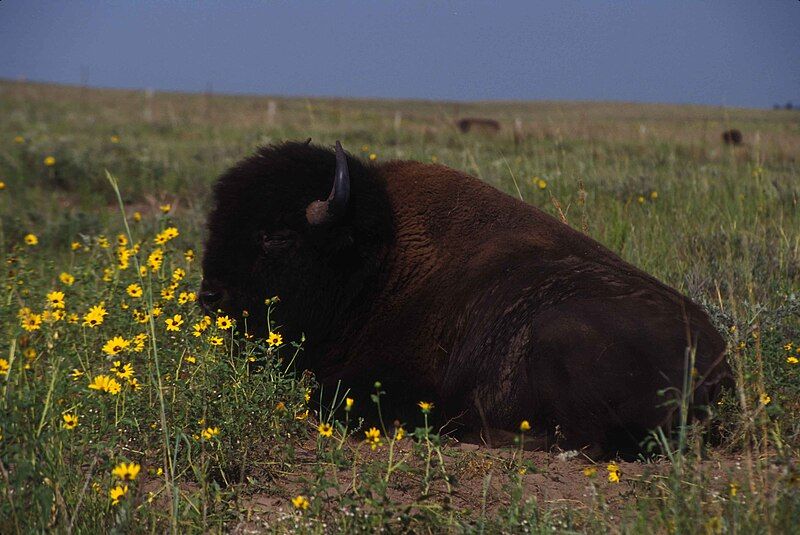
(199, 289, 223, 309)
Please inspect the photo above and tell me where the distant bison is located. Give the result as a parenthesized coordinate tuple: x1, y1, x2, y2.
(201, 141, 733, 457)
(457, 118, 501, 133)
(722, 129, 743, 146)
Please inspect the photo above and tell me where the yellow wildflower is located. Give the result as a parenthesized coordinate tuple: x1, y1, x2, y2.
(345, 397, 354, 411)
(201, 426, 220, 440)
(62, 413, 79, 430)
(165, 314, 183, 331)
(607, 463, 621, 483)
(192, 322, 208, 337)
(109, 485, 128, 505)
(216, 316, 233, 330)
(21, 313, 43, 332)
(418, 401, 434, 413)
(171, 267, 185, 282)
(178, 291, 195, 304)
(110, 361, 134, 380)
(44, 156, 56, 166)
(116, 247, 131, 270)
(184, 249, 195, 262)
(127, 283, 143, 298)
(787, 356, 799, 365)
(292, 495, 310, 510)
(132, 309, 150, 324)
(318, 422, 333, 438)
(759, 393, 771, 406)
(82, 304, 108, 328)
(267, 331, 283, 347)
(71, 241, 82, 251)
(583, 466, 597, 477)
(69, 368, 84, 380)
(365, 427, 382, 450)
(159, 203, 171, 214)
(133, 211, 142, 222)
(147, 249, 163, 271)
(88, 375, 121, 395)
(46, 291, 65, 309)
(24, 234, 38, 246)
(59, 272, 75, 286)
(112, 462, 141, 481)
(519, 420, 531, 432)
(103, 336, 130, 356)
(0, 358, 9, 375)
(129, 333, 147, 352)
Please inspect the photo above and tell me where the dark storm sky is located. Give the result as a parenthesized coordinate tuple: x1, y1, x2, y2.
(0, 1, 798, 108)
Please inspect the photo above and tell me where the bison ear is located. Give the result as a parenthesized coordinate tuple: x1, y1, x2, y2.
(305, 141, 350, 226)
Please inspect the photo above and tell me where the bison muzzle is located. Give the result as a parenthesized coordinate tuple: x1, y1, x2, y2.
(201, 140, 733, 457)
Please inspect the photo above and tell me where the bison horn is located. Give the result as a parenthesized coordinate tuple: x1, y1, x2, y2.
(306, 140, 350, 226)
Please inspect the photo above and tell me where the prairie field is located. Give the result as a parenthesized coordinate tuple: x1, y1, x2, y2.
(0, 80, 799, 533)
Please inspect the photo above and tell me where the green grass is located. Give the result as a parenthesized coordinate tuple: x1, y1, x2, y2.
(0, 80, 799, 533)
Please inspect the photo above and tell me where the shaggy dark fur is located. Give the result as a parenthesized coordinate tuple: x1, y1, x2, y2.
(722, 129, 743, 146)
(201, 141, 733, 458)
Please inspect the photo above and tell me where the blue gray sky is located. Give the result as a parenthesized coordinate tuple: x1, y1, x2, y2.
(1, 1, 798, 108)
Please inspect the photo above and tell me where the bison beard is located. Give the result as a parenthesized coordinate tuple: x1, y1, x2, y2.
(201, 141, 733, 458)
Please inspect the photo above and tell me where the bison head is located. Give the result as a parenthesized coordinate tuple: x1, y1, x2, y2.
(200, 141, 393, 343)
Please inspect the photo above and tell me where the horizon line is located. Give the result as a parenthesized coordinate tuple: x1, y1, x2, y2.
(2, 77, 788, 113)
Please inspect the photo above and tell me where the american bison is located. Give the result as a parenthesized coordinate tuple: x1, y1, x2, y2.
(722, 129, 743, 146)
(201, 141, 733, 457)
(457, 118, 501, 133)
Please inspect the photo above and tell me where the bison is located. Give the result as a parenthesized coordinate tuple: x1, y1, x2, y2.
(201, 141, 733, 457)
(457, 118, 501, 133)
(722, 129, 743, 146)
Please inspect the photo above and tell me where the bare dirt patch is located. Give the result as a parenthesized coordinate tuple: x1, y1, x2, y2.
(211, 436, 768, 530)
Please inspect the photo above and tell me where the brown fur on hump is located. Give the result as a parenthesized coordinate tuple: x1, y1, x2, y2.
(352, 159, 730, 454)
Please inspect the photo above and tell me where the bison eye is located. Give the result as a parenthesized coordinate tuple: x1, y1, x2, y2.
(260, 230, 297, 252)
